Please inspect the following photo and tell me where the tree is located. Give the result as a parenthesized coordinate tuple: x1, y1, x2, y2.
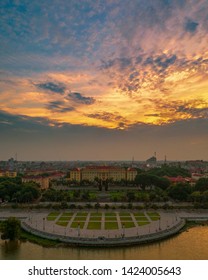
(134, 173, 153, 190)
(190, 191, 201, 203)
(126, 191, 135, 202)
(167, 183, 192, 201)
(195, 178, 208, 192)
(1, 217, 21, 241)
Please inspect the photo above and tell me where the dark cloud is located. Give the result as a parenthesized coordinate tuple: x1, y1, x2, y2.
(46, 101, 75, 113)
(86, 112, 127, 123)
(36, 82, 66, 94)
(67, 92, 95, 105)
(0, 110, 56, 131)
(185, 19, 199, 33)
(144, 114, 160, 117)
(100, 51, 208, 97)
(151, 99, 208, 120)
(100, 57, 133, 71)
(0, 110, 207, 161)
(176, 105, 208, 118)
(100, 52, 179, 95)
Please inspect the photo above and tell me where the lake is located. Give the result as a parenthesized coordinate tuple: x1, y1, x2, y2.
(0, 226, 208, 260)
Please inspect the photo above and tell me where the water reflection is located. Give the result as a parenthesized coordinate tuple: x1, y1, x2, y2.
(1, 240, 21, 260)
(0, 226, 208, 260)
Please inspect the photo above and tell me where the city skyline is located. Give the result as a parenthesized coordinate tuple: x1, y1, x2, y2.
(0, 1, 208, 160)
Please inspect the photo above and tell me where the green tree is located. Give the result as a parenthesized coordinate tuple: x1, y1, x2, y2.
(190, 191, 201, 203)
(126, 191, 135, 202)
(1, 217, 21, 241)
(195, 178, 208, 192)
(167, 183, 192, 201)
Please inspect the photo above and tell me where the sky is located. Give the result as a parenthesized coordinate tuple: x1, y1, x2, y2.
(0, 0, 208, 161)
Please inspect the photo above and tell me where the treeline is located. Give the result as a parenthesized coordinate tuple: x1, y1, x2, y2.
(146, 165, 191, 177)
(0, 177, 40, 203)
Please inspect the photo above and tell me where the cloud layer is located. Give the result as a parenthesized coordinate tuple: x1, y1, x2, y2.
(0, 0, 208, 159)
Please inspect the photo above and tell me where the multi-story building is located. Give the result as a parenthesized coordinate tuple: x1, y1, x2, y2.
(0, 170, 17, 178)
(69, 166, 137, 182)
(22, 176, 49, 189)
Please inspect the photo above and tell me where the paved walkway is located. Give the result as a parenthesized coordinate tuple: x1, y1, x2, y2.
(1, 209, 208, 244)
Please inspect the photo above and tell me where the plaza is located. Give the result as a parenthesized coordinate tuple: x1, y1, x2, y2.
(3, 208, 208, 246)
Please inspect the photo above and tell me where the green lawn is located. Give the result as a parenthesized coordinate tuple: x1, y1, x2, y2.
(147, 212, 160, 216)
(87, 222, 101, 230)
(47, 216, 57, 221)
(47, 212, 60, 221)
(134, 216, 148, 221)
(48, 212, 60, 216)
(137, 221, 150, 226)
(73, 216, 87, 222)
(49, 211, 160, 230)
(120, 216, 133, 221)
(58, 216, 72, 221)
(134, 212, 146, 217)
(75, 212, 88, 216)
(56, 221, 68, 227)
(71, 222, 85, 229)
(105, 216, 117, 221)
(105, 213, 116, 217)
(90, 213, 102, 217)
(122, 222, 135, 228)
(119, 212, 131, 216)
(61, 212, 73, 217)
(105, 222, 119, 230)
(147, 212, 160, 221)
(89, 216, 102, 221)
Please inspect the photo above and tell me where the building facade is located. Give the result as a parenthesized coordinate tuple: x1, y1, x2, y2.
(69, 166, 137, 182)
(0, 170, 17, 178)
(22, 176, 49, 189)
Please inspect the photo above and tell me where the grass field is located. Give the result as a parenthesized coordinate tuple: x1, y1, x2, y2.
(147, 212, 160, 221)
(137, 221, 150, 226)
(58, 216, 72, 221)
(73, 216, 87, 222)
(56, 221, 69, 227)
(47, 211, 160, 230)
(122, 222, 135, 228)
(61, 212, 73, 217)
(71, 222, 85, 228)
(90, 213, 102, 217)
(105, 216, 117, 221)
(87, 222, 101, 230)
(89, 216, 102, 221)
(105, 222, 119, 230)
(47, 212, 60, 221)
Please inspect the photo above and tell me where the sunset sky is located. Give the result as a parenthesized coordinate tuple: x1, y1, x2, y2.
(0, 0, 208, 161)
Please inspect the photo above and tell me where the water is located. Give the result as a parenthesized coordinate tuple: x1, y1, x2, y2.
(0, 226, 208, 260)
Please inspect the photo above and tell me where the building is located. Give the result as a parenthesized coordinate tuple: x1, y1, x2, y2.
(146, 156, 157, 167)
(164, 176, 195, 185)
(69, 166, 137, 182)
(0, 170, 17, 178)
(22, 176, 49, 189)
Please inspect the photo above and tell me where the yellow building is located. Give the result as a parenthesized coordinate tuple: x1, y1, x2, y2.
(22, 176, 49, 189)
(0, 170, 17, 178)
(126, 168, 138, 181)
(70, 166, 137, 182)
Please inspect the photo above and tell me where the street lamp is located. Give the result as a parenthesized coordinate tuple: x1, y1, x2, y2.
(43, 218, 45, 231)
(122, 223, 125, 237)
(77, 223, 80, 237)
(159, 217, 161, 230)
